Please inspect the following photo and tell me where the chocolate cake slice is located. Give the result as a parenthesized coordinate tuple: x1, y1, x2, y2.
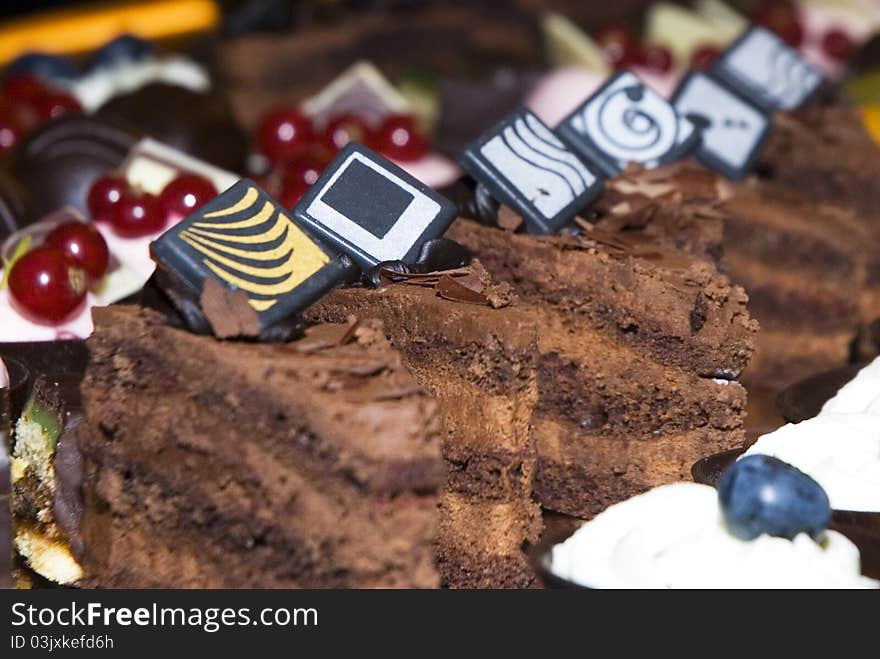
(721, 180, 870, 387)
(444, 217, 756, 519)
(308, 277, 542, 588)
(755, 100, 880, 358)
(78, 307, 443, 588)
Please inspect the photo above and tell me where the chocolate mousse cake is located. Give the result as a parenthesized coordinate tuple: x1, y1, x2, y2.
(77, 306, 443, 588)
(721, 180, 871, 387)
(308, 272, 542, 588)
(442, 215, 756, 520)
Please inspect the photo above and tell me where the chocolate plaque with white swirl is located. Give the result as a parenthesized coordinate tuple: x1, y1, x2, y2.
(460, 108, 604, 234)
(555, 72, 699, 178)
(713, 26, 823, 111)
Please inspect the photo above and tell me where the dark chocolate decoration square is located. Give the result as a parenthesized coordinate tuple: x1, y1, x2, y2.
(672, 71, 772, 181)
(554, 71, 699, 178)
(459, 107, 604, 235)
(712, 26, 823, 112)
(291, 143, 457, 268)
(150, 179, 352, 328)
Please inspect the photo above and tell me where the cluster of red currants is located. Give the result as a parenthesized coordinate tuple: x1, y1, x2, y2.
(593, 1, 854, 76)
(0, 75, 81, 153)
(86, 172, 217, 238)
(7, 221, 107, 324)
(255, 107, 429, 208)
(752, 0, 853, 60)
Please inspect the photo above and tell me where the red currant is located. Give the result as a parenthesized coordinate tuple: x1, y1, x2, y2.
(32, 91, 81, 121)
(8, 246, 87, 324)
(159, 173, 217, 225)
(321, 113, 371, 154)
(753, 1, 803, 47)
(595, 25, 641, 68)
(279, 156, 324, 208)
(369, 114, 428, 162)
(821, 28, 854, 62)
(110, 193, 166, 238)
(0, 110, 21, 151)
(44, 221, 110, 281)
(691, 44, 722, 70)
(639, 44, 673, 73)
(87, 175, 128, 223)
(256, 106, 313, 164)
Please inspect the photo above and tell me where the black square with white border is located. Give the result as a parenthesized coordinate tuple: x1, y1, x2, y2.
(712, 25, 823, 112)
(555, 71, 699, 178)
(459, 107, 604, 234)
(292, 142, 457, 269)
(672, 70, 772, 181)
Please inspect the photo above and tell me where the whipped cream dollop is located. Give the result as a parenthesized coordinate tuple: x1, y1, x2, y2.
(744, 357, 880, 512)
(550, 483, 878, 589)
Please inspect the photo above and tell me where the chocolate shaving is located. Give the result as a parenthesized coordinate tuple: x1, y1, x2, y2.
(295, 316, 361, 354)
(497, 205, 524, 232)
(200, 278, 261, 339)
(436, 274, 491, 305)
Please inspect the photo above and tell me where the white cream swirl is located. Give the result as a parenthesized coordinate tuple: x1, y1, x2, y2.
(550, 483, 877, 589)
(744, 357, 880, 513)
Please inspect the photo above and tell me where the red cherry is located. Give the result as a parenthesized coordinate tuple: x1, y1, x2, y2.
(691, 44, 722, 70)
(31, 91, 81, 121)
(753, 1, 803, 47)
(279, 156, 324, 208)
(256, 106, 313, 164)
(821, 28, 854, 62)
(44, 221, 110, 281)
(321, 113, 371, 154)
(87, 175, 129, 223)
(0, 111, 21, 152)
(8, 246, 87, 324)
(369, 114, 428, 162)
(2, 75, 49, 102)
(110, 193, 166, 238)
(595, 25, 641, 68)
(159, 173, 217, 225)
(639, 44, 673, 73)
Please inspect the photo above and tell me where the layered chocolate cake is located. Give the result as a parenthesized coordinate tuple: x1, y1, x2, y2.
(444, 217, 756, 519)
(721, 180, 871, 387)
(77, 307, 443, 588)
(309, 270, 542, 588)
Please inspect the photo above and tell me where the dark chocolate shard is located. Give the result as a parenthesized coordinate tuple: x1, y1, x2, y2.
(436, 274, 491, 306)
(151, 179, 355, 336)
(8, 115, 136, 219)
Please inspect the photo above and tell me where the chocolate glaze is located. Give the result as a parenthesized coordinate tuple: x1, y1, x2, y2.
(0, 172, 32, 243)
(361, 237, 472, 288)
(8, 115, 136, 219)
(441, 179, 501, 227)
(52, 413, 84, 561)
(95, 83, 248, 173)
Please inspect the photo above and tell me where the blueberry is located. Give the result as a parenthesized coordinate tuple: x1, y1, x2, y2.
(88, 35, 154, 71)
(6, 53, 79, 81)
(718, 454, 831, 541)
